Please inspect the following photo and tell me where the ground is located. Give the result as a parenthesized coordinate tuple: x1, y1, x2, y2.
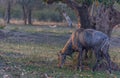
(0, 25, 120, 78)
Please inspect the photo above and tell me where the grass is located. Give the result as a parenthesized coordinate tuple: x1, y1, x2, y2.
(112, 27, 120, 37)
(4, 25, 75, 35)
(0, 25, 120, 78)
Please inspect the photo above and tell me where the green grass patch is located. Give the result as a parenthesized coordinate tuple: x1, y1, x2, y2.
(0, 40, 120, 78)
(0, 25, 120, 78)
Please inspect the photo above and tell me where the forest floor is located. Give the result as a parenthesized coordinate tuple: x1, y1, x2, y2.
(0, 25, 119, 78)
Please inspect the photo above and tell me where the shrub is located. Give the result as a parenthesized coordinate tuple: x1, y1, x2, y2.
(0, 19, 6, 29)
(0, 7, 5, 18)
(11, 6, 22, 18)
(33, 9, 63, 22)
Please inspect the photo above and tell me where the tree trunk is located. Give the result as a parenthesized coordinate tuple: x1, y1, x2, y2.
(63, 0, 92, 29)
(4, 1, 11, 24)
(27, 8, 32, 25)
(22, 5, 27, 25)
(77, 6, 92, 29)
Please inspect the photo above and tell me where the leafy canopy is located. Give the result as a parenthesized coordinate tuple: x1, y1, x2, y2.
(44, 0, 120, 6)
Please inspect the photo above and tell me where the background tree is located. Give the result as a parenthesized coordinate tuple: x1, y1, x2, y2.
(18, 0, 33, 25)
(0, 0, 16, 24)
(18, 0, 43, 25)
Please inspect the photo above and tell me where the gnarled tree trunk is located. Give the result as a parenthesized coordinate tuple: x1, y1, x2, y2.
(90, 4, 120, 37)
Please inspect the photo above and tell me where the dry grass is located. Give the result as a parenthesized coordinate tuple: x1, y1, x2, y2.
(0, 19, 6, 28)
(112, 26, 120, 37)
(110, 48, 120, 65)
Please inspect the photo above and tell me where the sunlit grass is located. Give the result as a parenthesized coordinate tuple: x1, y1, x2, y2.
(112, 27, 120, 37)
(0, 40, 61, 61)
(110, 48, 120, 65)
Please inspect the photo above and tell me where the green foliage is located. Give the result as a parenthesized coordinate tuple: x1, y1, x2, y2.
(33, 8, 77, 22)
(76, 0, 93, 5)
(0, 7, 5, 18)
(18, 0, 44, 9)
(55, 3, 77, 21)
(43, 0, 62, 4)
(0, 26, 5, 29)
(18, 0, 34, 6)
(44, 0, 120, 6)
(0, 2, 77, 22)
(98, 0, 114, 6)
(33, 9, 63, 22)
(67, 10, 77, 22)
(116, 0, 120, 4)
(11, 5, 22, 18)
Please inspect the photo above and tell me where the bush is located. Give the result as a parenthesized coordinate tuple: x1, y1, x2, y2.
(33, 9, 63, 22)
(66, 9, 77, 22)
(0, 7, 5, 18)
(11, 6, 22, 18)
